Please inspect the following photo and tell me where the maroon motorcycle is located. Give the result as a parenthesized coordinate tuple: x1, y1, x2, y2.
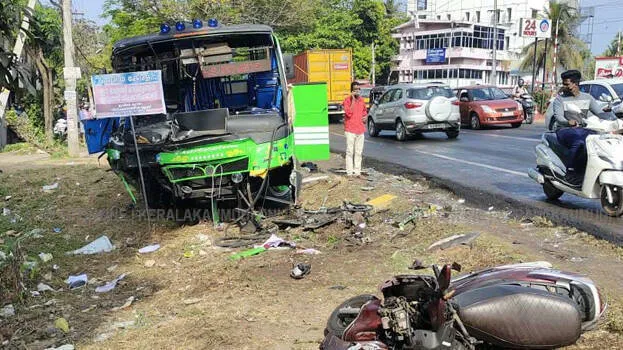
(321, 262, 606, 350)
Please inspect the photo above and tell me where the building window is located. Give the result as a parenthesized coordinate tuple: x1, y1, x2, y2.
(417, 0, 427, 11)
(496, 10, 501, 24)
(505, 36, 510, 50)
(447, 14, 451, 20)
(476, 11, 481, 23)
(466, 12, 470, 21)
(531, 9, 538, 18)
(507, 8, 512, 21)
(437, 15, 441, 20)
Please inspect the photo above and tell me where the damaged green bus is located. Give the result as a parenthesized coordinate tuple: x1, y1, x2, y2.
(84, 21, 329, 218)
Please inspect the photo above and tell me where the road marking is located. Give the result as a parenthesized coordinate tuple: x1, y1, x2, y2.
(460, 130, 540, 142)
(330, 132, 528, 177)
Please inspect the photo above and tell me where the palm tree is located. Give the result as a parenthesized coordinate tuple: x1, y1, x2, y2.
(519, 1, 587, 84)
(603, 32, 622, 57)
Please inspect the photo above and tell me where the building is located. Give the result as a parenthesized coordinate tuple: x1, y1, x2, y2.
(392, 19, 516, 87)
(407, 0, 549, 55)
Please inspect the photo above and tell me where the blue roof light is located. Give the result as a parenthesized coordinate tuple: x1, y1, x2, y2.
(175, 21, 185, 31)
(193, 19, 203, 29)
(207, 18, 218, 28)
(160, 23, 171, 34)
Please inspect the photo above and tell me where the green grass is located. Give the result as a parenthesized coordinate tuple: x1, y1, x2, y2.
(0, 143, 38, 154)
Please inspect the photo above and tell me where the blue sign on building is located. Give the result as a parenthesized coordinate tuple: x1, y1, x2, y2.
(426, 48, 446, 64)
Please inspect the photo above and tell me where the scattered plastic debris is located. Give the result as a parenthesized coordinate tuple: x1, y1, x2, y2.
(183, 251, 195, 258)
(54, 317, 70, 333)
(95, 273, 127, 293)
(229, 247, 266, 261)
(458, 199, 466, 204)
(488, 206, 494, 211)
(111, 296, 135, 311)
(302, 175, 329, 184)
(196, 234, 210, 243)
(329, 285, 347, 290)
(1, 304, 15, 317)
(106, 265, 118, 272)
(44, 344, 74, 350)
(37, 283, 55, 293)
(138, 244, 160, 254)
(66, 274, 88, 290)
(295, 248, 322, 255)
(183, 298, 202, 305)
(300, 162, 318, 172)
(39, 252, 53, 263)
(427, 232, 481, 251)
(256, 234, 296, 249)
(53, 227, 62, 233)
(4, 196, 11, 201)
(2, 208, 10, 216)
(144, 260, 156, 268)
(360, 186, 375, 191)
(42, 182, 59, 192)
(68, 236, 114, 255)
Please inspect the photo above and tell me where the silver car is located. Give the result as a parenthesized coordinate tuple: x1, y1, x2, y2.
(579, 79, 623, 118)
(367, 83, 461, 141)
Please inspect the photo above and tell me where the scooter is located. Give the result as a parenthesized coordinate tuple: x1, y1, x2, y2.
(528, 103, 623, 217)
(321, 261, 600, 350)
(515, 93, 535, 124)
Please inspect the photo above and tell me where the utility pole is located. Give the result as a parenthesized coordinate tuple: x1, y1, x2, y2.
(371, 42, 376, 85)
(491, 0, 498, 86)
(447, 22, 454, 88)
(62, 0, 80, 157)
(0, 0, 37, 149)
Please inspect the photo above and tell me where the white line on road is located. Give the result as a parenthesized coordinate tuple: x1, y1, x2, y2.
(460, 130, 540, 142)
(330, 132, 528, 177)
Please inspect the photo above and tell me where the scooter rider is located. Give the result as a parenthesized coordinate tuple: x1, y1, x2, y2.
(513, 78, 528, 98)
(546, 70, 604, 185)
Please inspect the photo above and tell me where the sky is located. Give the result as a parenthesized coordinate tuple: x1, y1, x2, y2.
(65, 0, 623, 56)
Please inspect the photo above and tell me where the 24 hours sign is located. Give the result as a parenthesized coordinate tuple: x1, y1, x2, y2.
(520, 18, 552, 39)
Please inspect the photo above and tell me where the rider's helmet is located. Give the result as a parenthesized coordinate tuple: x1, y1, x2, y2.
(518, 78, 525, 87)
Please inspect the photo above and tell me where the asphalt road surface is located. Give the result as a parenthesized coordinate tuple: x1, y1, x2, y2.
(329, 121, 623, 244)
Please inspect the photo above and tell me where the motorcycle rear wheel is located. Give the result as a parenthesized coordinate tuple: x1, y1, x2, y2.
(525, 113, 534, 124)
(325, 294, 378, 338)
(543, 181, 564, 200)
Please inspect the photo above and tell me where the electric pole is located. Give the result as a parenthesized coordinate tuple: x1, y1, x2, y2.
(371, 42, 376, 85)
(0, 0, 37, 149)
(491, 0, 498, 86)
(62, 0, 80, 157)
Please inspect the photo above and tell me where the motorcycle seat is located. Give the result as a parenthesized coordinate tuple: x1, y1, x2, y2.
(544, 132, 573, 165)
(454, 285, 581, 349)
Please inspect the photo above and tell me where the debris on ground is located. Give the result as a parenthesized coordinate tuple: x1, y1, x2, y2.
(53, 227, 62, 233)
(111, 296, 135, 311)
(257, 234, 296, 249)
(39, 252, 53, 263)
(144, 260, 156, 268)
(4, 195, 11, 201)
(302, 175, 329, 184)
(1, 304, 15, 318)
(182, 298, 202, 305)
(229, 247, 266, 261)
(290, 263, 311, 280)
(44, 344, 74, 350)
(95, 273, 127, 293)
(138, 244, 160, 254)
(68, 236, 114, 255)
(300, 162, 318, 173)
(42, 182, 59, 192)
(37, 283, 55, 293)
(65, 274, 88, 290)
(54, 317, 70, 333)
(295, 248, 322, 255)
(427, 232, 481, 251)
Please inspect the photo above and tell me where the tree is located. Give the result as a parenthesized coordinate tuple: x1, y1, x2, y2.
(603, 32, 622, 57)
(519, 1, 586, 84)
(27, 4, 63, 142)
(0, 0, 36, 92)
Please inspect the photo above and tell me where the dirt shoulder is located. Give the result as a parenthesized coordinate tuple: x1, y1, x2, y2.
(1, 152, 622, 349)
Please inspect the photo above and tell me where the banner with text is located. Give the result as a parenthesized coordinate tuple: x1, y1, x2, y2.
(91, 70, 166, 118)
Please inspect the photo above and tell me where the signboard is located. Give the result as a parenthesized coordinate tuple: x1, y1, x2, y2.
(91, 71, 166, 118)
(595, 57, 623, 79)
(200, 58, 271, 79)
(426, 48, 446, 64)
(520, 18, 552, 39)
(334, 63, 349, 70)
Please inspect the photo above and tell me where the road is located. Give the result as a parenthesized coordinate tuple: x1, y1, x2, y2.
(329, 122, 623, 244)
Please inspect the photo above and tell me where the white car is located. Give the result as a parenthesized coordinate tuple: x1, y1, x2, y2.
(367, 83, 460, 141)
(579, 79, 623, 118)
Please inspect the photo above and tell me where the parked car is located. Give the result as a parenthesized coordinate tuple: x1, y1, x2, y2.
(367, 83, 460, 141)
(358, 85, 374, 108)
(456, 85, 525, 129)
(580, 79, 623, 118)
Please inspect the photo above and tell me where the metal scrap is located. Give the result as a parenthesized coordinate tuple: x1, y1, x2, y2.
(427, 232, 481, 251)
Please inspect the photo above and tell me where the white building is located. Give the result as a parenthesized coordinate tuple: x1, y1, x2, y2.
(406, 0, 549, 55)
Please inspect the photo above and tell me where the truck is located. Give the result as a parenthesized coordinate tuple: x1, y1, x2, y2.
(286, 49, 353, 122)
(83, 21, 330, 223)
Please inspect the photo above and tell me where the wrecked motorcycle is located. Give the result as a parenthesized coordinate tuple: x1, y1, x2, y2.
(321, 262, 606, 350)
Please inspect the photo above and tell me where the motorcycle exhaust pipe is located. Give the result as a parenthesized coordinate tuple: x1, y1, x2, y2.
(528, 168, 545, 184)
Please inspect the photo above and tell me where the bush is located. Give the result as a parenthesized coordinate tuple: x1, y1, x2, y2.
(532, 90, 552, 114)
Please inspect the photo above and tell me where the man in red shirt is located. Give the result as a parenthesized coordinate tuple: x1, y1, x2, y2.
(342, 82, 367, 177)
